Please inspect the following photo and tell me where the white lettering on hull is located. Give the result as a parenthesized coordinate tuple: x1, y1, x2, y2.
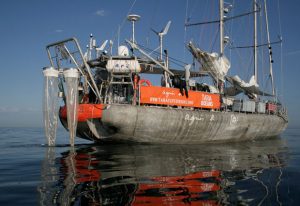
(185, 114, 204, 126)
(230, 114, 238, 125)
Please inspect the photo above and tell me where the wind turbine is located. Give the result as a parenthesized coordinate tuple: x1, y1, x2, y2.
(151, 21, 172, 87)
(95, 40, 108, 56)
(151, 21, 171, 60)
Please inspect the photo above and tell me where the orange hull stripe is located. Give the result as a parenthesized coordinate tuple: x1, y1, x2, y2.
(60, 104, 104, 122)
(140, 86, 221, 109)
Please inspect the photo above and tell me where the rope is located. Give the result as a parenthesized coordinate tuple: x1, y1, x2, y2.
(231, 39, 282, 49)
(228, 0, 236, 71)
(183, 0, 189, 62)
(136, 43, 188, 67)
(209, 27, 219, 53)
(185, 9, 260, 27)
(147, 0, 160, 46)
(260, 7, 266, 92)
(277, 0, 284, 102)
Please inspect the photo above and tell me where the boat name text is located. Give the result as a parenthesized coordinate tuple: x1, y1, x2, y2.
(185, 114, 204, 126)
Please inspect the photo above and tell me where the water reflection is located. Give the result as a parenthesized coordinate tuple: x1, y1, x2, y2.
(39, 138, 288, 205)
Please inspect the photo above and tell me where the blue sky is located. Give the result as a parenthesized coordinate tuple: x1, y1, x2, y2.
(0, 0, 299, 127)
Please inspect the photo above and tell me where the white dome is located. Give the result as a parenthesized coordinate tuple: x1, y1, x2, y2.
(118, 45, 129, 56)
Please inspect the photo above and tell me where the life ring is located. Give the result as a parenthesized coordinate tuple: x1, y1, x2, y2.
(139, 79, 152, 86)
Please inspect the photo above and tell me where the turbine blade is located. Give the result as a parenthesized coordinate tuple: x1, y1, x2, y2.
(161, 21, 171, 35)
(151, 28, 159, 35)
(99, 40, 108, 50)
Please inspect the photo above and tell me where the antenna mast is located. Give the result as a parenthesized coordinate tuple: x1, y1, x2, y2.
(127, 14, 140, 43)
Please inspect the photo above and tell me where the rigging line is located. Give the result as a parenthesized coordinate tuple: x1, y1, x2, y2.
(277, 0, 284, 102)
(147, 0, 160, 40)
(228, 0, 236, 70)
(136, 43, 188, 65)
(137, 46, 186, 68)
(209, 27, 219, 53)
(185, 9, 260, 27)
(199, 0, 210, 45)
(230, 39, 282, 49)
(183, 0, 189, 62)
(206, 0, 215, 48)
(229, 33, 253, 80)
(188, 0, 201, 22)
(260, 7, 265, 91)
(112, 0, 137, 44)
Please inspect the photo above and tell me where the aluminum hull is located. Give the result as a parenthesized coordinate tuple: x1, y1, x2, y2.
(61, 104, 287, 144)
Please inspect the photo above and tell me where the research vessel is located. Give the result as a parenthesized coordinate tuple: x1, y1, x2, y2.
(42, 0, 288, 145)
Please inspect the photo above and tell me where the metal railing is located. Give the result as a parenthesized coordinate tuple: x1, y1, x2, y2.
(46, 37, 101, 102)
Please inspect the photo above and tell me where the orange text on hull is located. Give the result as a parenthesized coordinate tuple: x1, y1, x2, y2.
(140, 86, 221, 109)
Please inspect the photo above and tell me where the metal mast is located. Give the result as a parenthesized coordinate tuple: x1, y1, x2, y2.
(220, 0, 224, 56)
(254, 0, 258, 83)
(127, 14, 140, 43)
(264, 0, 275, 96)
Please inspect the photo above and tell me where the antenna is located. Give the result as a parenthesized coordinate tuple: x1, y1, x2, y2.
(151, 20, 172, 60)
(89, 34, 93, 60)
(127, 14, 140, 43)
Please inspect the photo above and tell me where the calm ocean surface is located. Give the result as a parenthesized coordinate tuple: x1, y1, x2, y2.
(0, 127, 299, 205)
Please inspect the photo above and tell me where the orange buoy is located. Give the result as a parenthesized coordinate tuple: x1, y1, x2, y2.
(139, 79, 152, 86)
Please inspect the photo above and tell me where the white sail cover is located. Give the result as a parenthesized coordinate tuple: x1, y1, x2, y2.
(187, 42, 230, 82)
(231, 75, 258, 88)
(225, 75, 272, 98)
(200, 52, 230, 82)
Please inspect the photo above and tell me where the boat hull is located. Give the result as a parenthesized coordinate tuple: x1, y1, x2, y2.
(60, 104, 288, 144)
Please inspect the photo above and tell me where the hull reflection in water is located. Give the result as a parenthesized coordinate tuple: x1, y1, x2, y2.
(38, 138, 287, 205)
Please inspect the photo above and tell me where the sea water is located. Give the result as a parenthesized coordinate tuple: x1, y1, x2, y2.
(0, 127, 299, 205)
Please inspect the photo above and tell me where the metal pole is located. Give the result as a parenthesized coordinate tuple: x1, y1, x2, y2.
(254, 0, 258, 83)
(132, 21, 135, 43)
(219, 0, 224, 56)
(264, 0, 275, 96)
(118, 25, 120, 48)
(165, 50, 169, 87)
(89, 34, 93, 61)
(160, 35, 163, 60)
(126, 40, 174, 76)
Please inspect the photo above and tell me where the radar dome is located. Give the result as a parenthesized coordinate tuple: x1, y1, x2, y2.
(118, 45, 129, 57)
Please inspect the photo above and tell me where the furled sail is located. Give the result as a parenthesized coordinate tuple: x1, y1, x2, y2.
(187, 42, 230, 82)
(225, 75, 273, 98)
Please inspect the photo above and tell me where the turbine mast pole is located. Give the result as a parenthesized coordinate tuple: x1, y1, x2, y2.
(160, 35, 163, 60)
